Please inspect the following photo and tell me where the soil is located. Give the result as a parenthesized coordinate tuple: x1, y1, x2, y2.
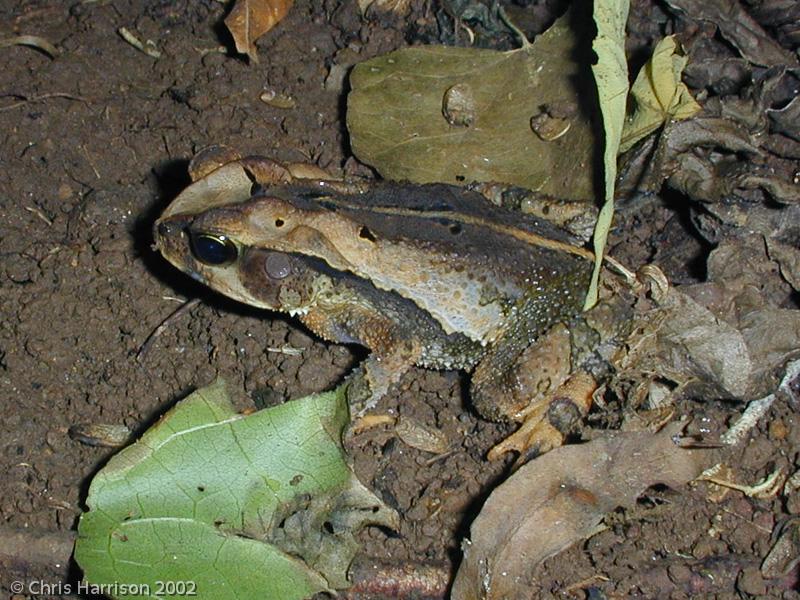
(0, 1, 798, 599)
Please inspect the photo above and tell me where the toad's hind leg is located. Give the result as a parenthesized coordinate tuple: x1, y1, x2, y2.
(486, 371, 596, 461)
(471, 323, 572, 421)
(471, 276, 592, 458)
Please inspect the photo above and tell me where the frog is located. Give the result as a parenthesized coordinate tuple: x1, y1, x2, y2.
(154, 148, 617, 454)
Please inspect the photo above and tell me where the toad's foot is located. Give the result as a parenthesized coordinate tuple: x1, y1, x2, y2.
(487, 371, 596, 462)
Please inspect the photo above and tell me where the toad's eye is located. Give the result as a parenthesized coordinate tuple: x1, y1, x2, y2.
(189, 232, 238, 266)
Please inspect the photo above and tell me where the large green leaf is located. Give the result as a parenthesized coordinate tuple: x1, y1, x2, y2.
(75, 381, 396, 599)
(347, 11, 599, 201)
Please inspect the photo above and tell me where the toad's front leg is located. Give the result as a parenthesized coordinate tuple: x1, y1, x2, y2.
(299, 302, 422, 417)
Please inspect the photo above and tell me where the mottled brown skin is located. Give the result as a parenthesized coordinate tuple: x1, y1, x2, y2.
(250, 251, 486, 411)
(154, 156, 594, 421)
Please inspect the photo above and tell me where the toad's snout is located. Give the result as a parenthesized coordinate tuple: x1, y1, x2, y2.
(152, 216, 193, 265)
(154, 219, 183, 245)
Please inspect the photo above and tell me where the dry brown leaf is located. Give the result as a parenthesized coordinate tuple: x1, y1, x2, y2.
(618, 66, 800, 206)
(451, 424, 712, 600)
(761, 517, 800, 579)
(607, 233, 800, 410)
(224, 0, 294, 63)
(661, 0, 798, 67)
(658, 236, 800, 400)
(394, 417, 450, 454)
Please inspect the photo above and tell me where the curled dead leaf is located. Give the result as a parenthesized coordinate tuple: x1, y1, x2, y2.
(188, 145, 243, 181)
(68, 423, 132, 447)
(225, 0, 294, 63)
(661, 0, 798, 67)
(613, 237, 800, 408)
(619, 36, 700, 153)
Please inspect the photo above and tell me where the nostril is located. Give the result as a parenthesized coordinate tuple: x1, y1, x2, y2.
(157, 222, 174, 237)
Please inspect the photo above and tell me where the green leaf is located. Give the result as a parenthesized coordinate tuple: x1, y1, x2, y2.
(619, 35, 701, 153)
(75, 381, 397, 599)
(347, 12, 599, 201)
(584, 0, 631, 309)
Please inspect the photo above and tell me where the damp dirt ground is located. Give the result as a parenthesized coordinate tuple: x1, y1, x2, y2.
(1, 1, 798, 599)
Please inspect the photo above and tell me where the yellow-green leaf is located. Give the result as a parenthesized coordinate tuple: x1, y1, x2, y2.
(584, 0, 631, 309)
(619, 35, 702, 153)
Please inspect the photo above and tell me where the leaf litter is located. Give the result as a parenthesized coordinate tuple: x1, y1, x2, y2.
(452, 423, 715, 600)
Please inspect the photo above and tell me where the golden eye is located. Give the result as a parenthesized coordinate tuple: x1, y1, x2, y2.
(189, 232, 238, 266)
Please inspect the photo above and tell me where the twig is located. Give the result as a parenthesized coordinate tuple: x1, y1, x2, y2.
(266, 345, 304, 356)
(721, 359, 800, 445)
(81, 145, 101, 179)
(0, 35, 59, 58)
(0, 92, 89, 112)
(340, 556, 451, 600)
(24, 205, 53, 226)
(137, 298, 200, 362)
(699, 466, 785, 499)
(118, 27, 161, 59)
